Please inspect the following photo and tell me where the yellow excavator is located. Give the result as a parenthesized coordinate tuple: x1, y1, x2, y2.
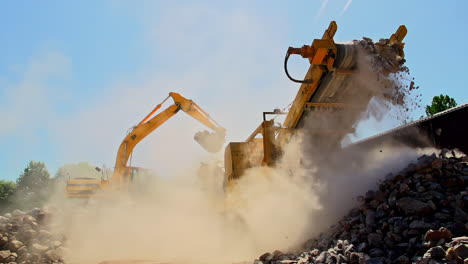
(66, 92, 225, 197)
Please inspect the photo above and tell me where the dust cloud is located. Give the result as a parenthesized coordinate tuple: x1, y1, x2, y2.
(45, 143, 430, 264)
(194, 129, 226, 153)
(42, 38, 424, 263)
(47, 141, 322, 263)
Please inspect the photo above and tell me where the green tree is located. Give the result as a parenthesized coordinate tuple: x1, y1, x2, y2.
(0, 180, 16, 211)
(15, 161, 51, 208)
(17, 161, 50, 192)
(425, 94, 457, 116)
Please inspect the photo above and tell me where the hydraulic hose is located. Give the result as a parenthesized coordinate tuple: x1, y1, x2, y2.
(284, 49, 313, 84)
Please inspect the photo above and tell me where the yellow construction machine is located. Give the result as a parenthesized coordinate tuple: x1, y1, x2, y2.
(224, 21, 408, 188)
(66, 92, 225, 197)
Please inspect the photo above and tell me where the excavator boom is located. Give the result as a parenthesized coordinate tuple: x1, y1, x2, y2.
(113, 104, 180, 186)
(113, 92, 225, 186)
(66, 92, 225, 197)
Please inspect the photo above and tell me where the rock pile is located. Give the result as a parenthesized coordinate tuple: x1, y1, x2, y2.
(256, 153, 468, 264)
(355, 37, 407, 76)
(0, 208, 67, 263)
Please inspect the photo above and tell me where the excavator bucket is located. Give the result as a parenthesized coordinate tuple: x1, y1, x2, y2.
(194, 129, 226, 153)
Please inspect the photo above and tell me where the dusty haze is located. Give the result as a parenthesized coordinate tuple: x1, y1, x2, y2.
(46, 137, 433, 264)
(40, 37, 426, 264)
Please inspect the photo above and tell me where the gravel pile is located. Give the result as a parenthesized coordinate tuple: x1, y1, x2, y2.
(0, 208, 67, 264)
(256, 152, 468, 264)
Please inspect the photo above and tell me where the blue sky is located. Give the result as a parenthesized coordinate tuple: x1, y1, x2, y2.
(1, 1, 467, 180)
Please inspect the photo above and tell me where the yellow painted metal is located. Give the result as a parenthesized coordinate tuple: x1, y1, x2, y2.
(261, 120, 278, 166)
(245, 123, 263, 142)
(112, 104, 179, 187)
(224, 139, 263, 184)
(224, 21, 340, 184)
(66, 92, 225, 197)
(224, 21, 409, 184)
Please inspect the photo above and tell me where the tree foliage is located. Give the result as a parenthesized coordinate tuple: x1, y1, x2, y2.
(425, 94, 457, 116)
(0, 181, 16, 200)
(15, 161, 51, 209)
(17, 161, 50, 193)
(0, 180, 16, 210)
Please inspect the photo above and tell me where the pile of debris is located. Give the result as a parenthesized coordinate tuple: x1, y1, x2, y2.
(0, 208, 67, 263)
(356, 37, 407, 75)
(354, 36, 418, 111)
(256, 152, 468, 264)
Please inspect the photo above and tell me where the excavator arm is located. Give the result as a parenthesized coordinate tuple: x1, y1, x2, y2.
(113, 92, 225, 186)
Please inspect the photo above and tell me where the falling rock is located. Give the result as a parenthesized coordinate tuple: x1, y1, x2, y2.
(396, 197, 433, 216)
